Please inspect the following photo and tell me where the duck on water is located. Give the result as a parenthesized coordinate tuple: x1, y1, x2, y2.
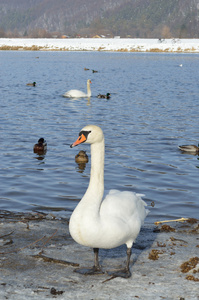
(33, 138, 47, 154)
(178, 144, 199, 154)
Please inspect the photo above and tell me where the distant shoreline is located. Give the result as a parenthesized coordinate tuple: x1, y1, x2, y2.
(1, 38, 199, 52)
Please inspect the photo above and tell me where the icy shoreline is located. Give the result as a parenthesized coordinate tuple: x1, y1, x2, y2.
(0, 211, 198, 299)
(1, 38, 199, 52)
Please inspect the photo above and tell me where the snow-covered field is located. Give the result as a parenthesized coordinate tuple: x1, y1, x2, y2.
(1, 38, 199, 52)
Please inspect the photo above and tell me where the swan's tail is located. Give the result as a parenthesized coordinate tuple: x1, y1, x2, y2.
(136, 193, 150, 223)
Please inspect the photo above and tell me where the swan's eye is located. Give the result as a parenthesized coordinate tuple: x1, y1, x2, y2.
(79, 130, 91, 140)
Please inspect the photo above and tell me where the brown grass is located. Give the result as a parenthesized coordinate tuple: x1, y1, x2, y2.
(148, 249, 164, 260)
(0, 45, 198, 53)
(0, 45, 44, 51)
(98, 46, 106, 51)
(180, 257, 199, 273)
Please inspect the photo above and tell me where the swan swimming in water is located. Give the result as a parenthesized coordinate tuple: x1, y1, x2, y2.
(70, 125, 149, 278)
(63, 79, 91, 98)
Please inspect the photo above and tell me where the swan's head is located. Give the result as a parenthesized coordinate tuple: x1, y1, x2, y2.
(70, 125, 104, 148)
(87, 79, 91, 85)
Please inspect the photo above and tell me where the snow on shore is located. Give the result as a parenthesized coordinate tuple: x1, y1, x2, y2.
(1, 38, 199, 52)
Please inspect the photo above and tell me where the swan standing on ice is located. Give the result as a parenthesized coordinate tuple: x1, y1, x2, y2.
(70, 125, 149, 278)
(63, 79, 91, 98)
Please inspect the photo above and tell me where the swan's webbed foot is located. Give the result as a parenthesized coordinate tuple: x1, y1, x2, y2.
(74, 265, 104, 275)
(107, 247, 132, 278)
(74, 248, 104, 275)
(107, 268, 131, 278)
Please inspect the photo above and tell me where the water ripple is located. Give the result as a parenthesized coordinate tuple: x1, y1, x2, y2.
(0, 51, 199, 222)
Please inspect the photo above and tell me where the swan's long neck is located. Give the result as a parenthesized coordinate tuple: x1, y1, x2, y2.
(82, 138, 104, 212)
(87, 82, 91, 97)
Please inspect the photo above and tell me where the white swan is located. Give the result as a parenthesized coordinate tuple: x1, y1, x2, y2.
(63, 79, 91, 98)
(70, 125, 149, 278)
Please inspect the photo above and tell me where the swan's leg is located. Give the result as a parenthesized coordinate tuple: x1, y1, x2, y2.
(74, 248, 104, 275)
(126, 247, 131, 272)
(93, 248, 101, 271)
(107, 247, 132, 278)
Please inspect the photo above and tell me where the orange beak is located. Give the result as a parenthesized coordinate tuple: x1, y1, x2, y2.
(70, 133, 87, 148)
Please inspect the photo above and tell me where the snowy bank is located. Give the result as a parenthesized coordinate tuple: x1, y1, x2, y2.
(1, 38, 199, 52)
(0, 211, 198, 299)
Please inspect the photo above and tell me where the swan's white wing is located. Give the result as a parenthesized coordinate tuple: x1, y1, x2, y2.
(63, 89, 87, 98)
(101, 189, 149, 225)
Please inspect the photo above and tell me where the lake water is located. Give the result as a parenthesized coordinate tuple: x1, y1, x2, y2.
(0, 50, 199, 223)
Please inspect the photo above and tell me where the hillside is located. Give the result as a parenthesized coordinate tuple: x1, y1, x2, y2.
(97, 0, 199, 38)
(0, 0, 198, 38)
